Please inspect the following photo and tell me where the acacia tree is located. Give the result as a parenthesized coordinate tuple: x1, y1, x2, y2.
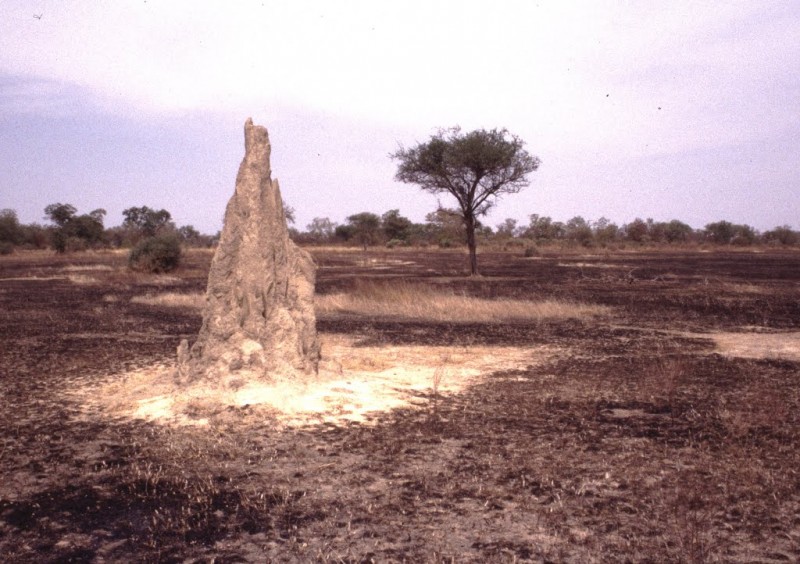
(393, 127, 540, 275)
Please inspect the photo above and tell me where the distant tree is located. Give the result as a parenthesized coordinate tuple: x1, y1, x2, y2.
(564, 216, 593, 246)
(333, 224, 355, 243)
(523, 214, 564, 241)
(0, 209, 24, 247)
(283, 204, 296, 225)
(424, 207, 465, 248)
(69, 211, 105, 243)
(44, 203, 105, 252)
(20, 223, 50, 249)
(662, 219, 694, 243)
(704, 221, 736, 245)
(381, 209, 413, 244)
(178, 224, 200, 239)
(393, 127, 540, 275)
(495, 218, 519, 239)
(762, 225, 798, 246)
(592, 217, 619, 245)
(346, 212, 382, 250)
(122, 206, 174, 239)
(305, 217, 337, 243)
(623, 218, 650, 243)
(730, 224, 757, 246)
(44, 203, 77, 227)
(173, 225, 215, 248)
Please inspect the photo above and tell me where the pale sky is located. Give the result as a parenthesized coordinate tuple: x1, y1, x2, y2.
(1, 1, 798, 234)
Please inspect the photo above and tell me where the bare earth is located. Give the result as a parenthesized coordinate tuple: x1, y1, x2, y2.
(1, 248, 799, 562)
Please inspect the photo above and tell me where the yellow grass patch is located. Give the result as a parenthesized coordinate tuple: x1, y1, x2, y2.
(131, 281, 609, 323)
(316, 280, 609, 323)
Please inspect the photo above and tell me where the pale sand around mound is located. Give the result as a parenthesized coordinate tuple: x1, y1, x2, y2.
(68, 330, 800, 428)
(71, 334, 561, 428)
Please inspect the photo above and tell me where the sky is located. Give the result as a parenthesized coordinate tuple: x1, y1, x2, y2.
(1, 1, 799, 235)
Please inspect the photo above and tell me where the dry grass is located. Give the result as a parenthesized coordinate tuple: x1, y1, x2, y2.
(131, 292, 205, 309)
(130, 280, 609, 323)
(67, 274, 99, 285)
(710, 331, 800, 361)
(62, 264, 114, 272)
(316, 279, 609, 323)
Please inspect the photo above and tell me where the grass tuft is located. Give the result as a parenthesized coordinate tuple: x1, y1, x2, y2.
(316, 279, 609, 323)
(131, 292, 205, 309)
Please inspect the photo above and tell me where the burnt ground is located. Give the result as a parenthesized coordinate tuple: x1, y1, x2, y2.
(1, 247, 799, 562)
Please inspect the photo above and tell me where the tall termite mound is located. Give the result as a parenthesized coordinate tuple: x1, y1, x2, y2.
(177, 118, 320, 386)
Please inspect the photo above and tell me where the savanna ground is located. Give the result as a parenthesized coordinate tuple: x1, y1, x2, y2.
(1, 246, 799, 562)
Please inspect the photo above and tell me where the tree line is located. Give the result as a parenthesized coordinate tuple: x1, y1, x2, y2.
(290, 210, 799, 250)
(0, 203, 797, 258)
(0, 204, 216, 255)
(1, 127, 797, 269)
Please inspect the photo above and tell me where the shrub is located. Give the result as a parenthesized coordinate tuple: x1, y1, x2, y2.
(0, 242, 14, 255)
(65, 236, 88, 253)
(524, 245, 539, 257)
(129, 234, 182, 273)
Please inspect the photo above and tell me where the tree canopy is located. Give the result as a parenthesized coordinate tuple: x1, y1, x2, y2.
(346, 212, 382, 250)
(393, 127, 540, 274)
(122, 206, 174, 238)
(44, 203, 106, 252)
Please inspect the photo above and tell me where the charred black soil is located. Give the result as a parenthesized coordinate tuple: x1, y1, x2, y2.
(1, 248, 799, 562)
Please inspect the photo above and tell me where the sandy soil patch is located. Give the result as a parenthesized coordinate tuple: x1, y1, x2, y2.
(710, 331, 800, 361)
(556, 262, 618, 269)
(70, 334, 560, 428)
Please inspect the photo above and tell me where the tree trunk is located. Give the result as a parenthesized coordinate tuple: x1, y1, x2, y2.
(464, 213, 479, 276)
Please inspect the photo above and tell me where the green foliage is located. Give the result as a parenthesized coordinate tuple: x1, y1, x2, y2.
(333, 224, 355, 242)
(523, 214, 564, 241)
(393, 126, 540, 275)
(763, 225, 799, 246)
(704, 221, 736, 244)
(44, 203, 105, 253)
(661, 220, 694, 243)
(495, 218, 519, 239)
(0, 209, 24, 246)
(564, 216, 593, 246)
(122, 206, 174, 238)
(381, 209, 413, 243)
(44, 203, 77, 227)
(129, 234, 182, 273)
(704, 221, 756, 245)
(424, 208, 465, 246)
(592, 217, 619, 245)
(346, 212, 382, 250)
(624, 218, 650, 243)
